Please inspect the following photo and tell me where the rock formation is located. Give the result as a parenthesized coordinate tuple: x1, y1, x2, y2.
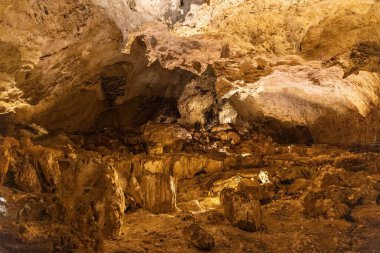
(0, 0, 379, 252)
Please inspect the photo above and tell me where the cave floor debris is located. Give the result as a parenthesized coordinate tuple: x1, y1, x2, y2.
(0, 125, 379, 252)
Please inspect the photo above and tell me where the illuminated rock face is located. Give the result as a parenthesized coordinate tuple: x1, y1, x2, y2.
(1, 0, 379, 144)
(218, 59, 380, 144)
(0, 1, 380, 253)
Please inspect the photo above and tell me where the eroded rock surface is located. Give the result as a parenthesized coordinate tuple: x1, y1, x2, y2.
(221, 187, 262, 232)
(0, 122, 379, 252)
(1, 0, 380, 252)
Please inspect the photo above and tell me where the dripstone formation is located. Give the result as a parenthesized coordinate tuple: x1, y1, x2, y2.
(0, 1, 379, 252)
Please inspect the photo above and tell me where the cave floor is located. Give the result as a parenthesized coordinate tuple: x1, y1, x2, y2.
(0, 127, 380, 252)
(104, 166, 380, 253)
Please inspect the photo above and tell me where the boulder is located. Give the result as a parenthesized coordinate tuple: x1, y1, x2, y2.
(178, 74, 218, 127)
(36, 149, 63, 192)
(220, 187, 262, 232)
(183, 223, 215, 251)
(302, 166, 374, 220)
(100, 167, 126, 238)
(13, 157, 42, 193)
(124, 156, 177, 213)
(302, 189, 353, 220)
(141, 122, 192, 154)
(313, 166, 378, 203)
(237, 178, 274, 204)
(63, 159, 125, 239)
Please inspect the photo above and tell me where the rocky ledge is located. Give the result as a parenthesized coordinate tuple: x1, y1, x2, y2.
(0, 0, 379, 252)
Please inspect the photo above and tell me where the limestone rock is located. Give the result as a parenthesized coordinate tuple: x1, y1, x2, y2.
(178, 73, 218, 127)
(351, 205, 380, 252)
(36, 149, 63, 192)
(278, 166, 312, 183)
(183, 223, 215, 251)
(63, 159, 125, 239)
(0, 138, 12, 185)
(302, 188, 355, 220)
(0, 0, 124, 131)
(236, 178, 274, 204)
(172, 154, 224, 179)
(302, 166, 378, 220)
(100, 167, 126, 238)
(218, 101, 238, 124)
(124, 156, 177, 213)
(140, 173, 177, 214)
(1, 1, 380, 252)
(285, 178, 310, 195)
(0, 0, 378, 147)
(141, 122, 192, 154)
(333, 154, 368, 172)
(221, 187, 262, 232)
(0, 186, 90, 252)
(13, 158, 42, 193)
(221, 63, 380, 145)
(211, 130, 241, 145)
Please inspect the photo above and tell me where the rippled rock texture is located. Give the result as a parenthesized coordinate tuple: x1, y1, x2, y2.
(0, 0, 378, 144)
(0, 0, 380, 252)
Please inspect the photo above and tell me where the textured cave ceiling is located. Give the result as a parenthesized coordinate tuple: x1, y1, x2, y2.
(1, 1, 380, 253)
(0, 0, 379, 144)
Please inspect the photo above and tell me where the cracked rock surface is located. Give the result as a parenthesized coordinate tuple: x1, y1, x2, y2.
(0, 0, 380, 252)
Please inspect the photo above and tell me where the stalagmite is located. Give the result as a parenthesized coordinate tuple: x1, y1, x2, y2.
(0, 0, 379, 252)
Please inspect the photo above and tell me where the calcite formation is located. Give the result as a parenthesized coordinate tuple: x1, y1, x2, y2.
(0, 0, 379, 252)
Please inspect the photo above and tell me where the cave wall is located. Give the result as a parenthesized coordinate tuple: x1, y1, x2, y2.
(0, 0, 379, 145)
